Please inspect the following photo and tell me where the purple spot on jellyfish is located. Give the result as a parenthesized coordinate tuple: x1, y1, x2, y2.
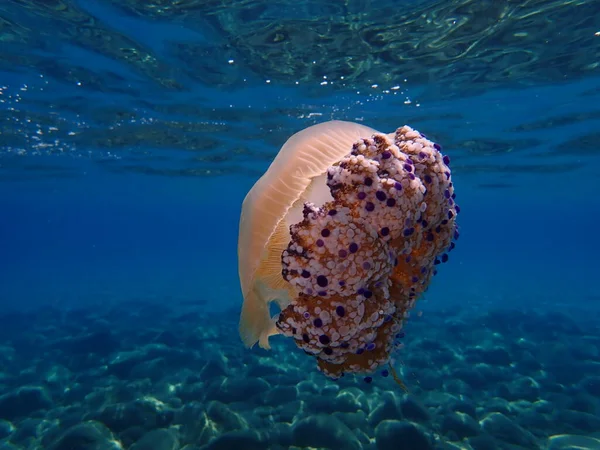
(316, 275, 328, 287)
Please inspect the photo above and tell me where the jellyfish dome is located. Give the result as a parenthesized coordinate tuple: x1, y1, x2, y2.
(238, 120, 459, 380)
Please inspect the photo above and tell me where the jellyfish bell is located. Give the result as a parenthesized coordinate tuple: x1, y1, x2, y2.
(238, 120, 378, 350)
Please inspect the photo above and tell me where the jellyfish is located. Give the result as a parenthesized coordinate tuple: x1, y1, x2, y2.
(238, 120, 459, 380)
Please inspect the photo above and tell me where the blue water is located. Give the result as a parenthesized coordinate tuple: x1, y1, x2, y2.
(2, 77, 598, 314)
(1, 1, 600, 449)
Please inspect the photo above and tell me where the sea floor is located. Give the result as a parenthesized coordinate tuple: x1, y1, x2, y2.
(0, 299, 599, 450)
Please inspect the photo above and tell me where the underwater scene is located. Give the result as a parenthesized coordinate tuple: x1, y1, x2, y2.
(1, 0, 600, 449)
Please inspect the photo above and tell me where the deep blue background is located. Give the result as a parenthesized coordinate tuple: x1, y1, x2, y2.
(0, 2, 599, 315)
(1, 115, 598, 314)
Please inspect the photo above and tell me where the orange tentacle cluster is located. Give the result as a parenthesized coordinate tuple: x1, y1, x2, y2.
(275, 126, 459, 380)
